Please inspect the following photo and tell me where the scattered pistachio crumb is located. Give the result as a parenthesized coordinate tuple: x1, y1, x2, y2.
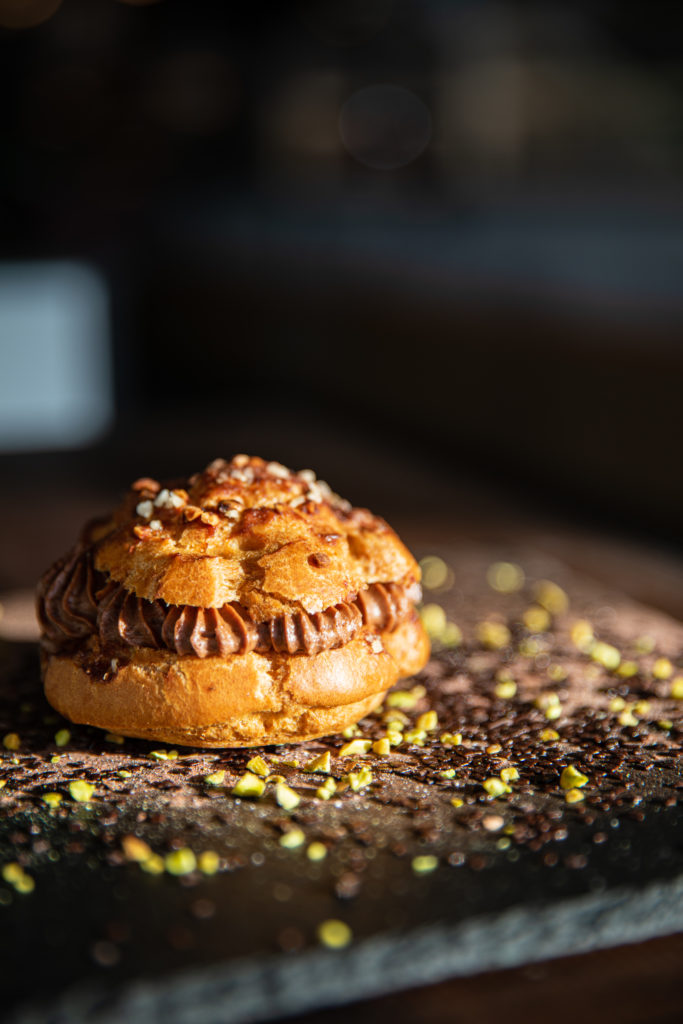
(545, 705, 562, 721)
(316, 778, 337, 801)
(386, 730, 403, 747)
(477, 621, 511, 650)
(304, 751, 331, 773)
(339, 739, 372, 757)
(634, 700, 651, 715)
(341, 724, 361, 739)
(653, 658, 674, 680)
(117, 770, 132, 778)
(669, 677, 683, 700)
(122, 835, 153, 863)
(609, 697, 626, 712)
(317, 918, 352, 949)
(54, 729, 71, 748)
(560, 766, 588, 790)
(149, 749, 178, 761)
(0, 780, 5, 790)
(386, 690, 420, 711)
(2, 863, 34, 894)
(440, 732, 462, 747)
(3, 733, 20, 751)
(279, 828, 305, 850)
(372, 738, 391, 756)
(346, 767, 374, 792)
(198, 850, 220, 875)
(591, 642, 621, 671)
(204, 770, 226, 787)
(618, 710, 638, 727)
(419, 603, 447, 639)
(246, 755, 271, 777)
(483, 778, 510, 798)
(494, 680, 517, 699)
(523, 605, 551, 633)
(275, 782, 301, 810)
(307, 842, 327, 861)
(486, 561, 525, 594)
(404, 728, 427, 746)
(450, 796, 464, 808)
(486, 743, 502, 755)
(565, 788, 585, 804)
(500, 767, 519, 783)
(658, 719, 673, 730)
(616, 661, 638, 679)
(140, 853, 165, 875)
(69, 780, 95, 803)
(165, 848, 197, 876)
(416, 711, 438, 732)
(440, 769, 456, 779)
(42, 792, 62, 807)
(540, 728, 560, 742)
(535, 692, 560, 711)
(412, 855, 439, 875)
(570, 620, 594, 651)
(534, 580, 569, 615)
(232, 772, 266, 799)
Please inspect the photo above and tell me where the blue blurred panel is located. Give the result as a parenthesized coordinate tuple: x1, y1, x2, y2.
(0, 262, 113, 451)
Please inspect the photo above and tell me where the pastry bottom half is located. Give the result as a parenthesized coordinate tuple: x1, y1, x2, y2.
(42, 617, 430, 747)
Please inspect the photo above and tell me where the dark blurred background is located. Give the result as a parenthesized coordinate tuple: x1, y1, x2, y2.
(1, 0, 682, 593)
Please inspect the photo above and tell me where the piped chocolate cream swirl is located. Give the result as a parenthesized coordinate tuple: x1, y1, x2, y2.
(37, 543, 420, 659)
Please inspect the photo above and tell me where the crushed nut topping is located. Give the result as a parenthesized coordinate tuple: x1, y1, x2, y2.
(135, 500, 154, 519)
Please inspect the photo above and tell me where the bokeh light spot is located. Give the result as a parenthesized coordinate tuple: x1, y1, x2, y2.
(339, 84, 432, 170)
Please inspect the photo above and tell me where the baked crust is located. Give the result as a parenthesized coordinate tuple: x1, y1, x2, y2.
(43, 618, 428, 747)
(92, 457, 419, 614)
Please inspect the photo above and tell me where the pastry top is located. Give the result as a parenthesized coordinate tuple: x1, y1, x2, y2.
(91, 456, 419, 617)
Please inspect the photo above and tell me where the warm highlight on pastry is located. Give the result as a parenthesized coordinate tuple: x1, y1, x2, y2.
(37, 456, 430, 746)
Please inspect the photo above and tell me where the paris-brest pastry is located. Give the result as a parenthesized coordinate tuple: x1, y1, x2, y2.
(37, 457, 430, 747)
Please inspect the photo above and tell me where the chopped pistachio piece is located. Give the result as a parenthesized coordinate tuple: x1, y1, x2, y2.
(246, 756, 271, 777)
(69, 780, 95, 803)
(42, 792, 62, 807)
(404, 728, 427, 746)
(486, 561, 525, 594)
(317, 918, 352, 949)
(670, 677, 683, 700)
(372, 738, 391, 756)
(533, 580, 569, 615)
(232, 772, 266, 799)
(440, 768, 456, 779)
(412, 854, 438, 875)
(609, 697, 626, 712)
(2, 733, 20, 751)
(560, 766, 588, 790)
(450, 796, 464, 808)
(54, 729, 71, 748)
(275, 782, 301, 810)
(306, 841, 327, 861)
(483, 777, 510, 797)
(477, 621, 511, 650)
(618, 710, 638, 727)
(339, 739, 372, 757)
(591, 642, 621, 671)
(386, 730, 403, 747)
(616, 661, 638, 679)
(653, 657, 674, 680)
(198, 850, 220, 875)
(117, 769, 132, 778)
(500, 767, 519, 783)
(416, 710, 438, 732)
(204, 770, 226, 786)
(304, 751, 331, 773)
(140, 853, 165, 875)
(165, 848, 197, 876)
(540, 728, 560, 742)
(440, 732, 462, 746)
(523, 605, 551, 633)
(570, 620, 594, 652)
(316, 778, 337, 800)
(545, 705, 562, 721)
(341, 724, 361, 739)
(346, 767, 373, 792)
(634, 700, 651, 715)
(494, 680, 517, 699)
(122, 835, 153, 863)
(486, 743, 502, 754)
(535, 691, 560, 710)
(419, 603, 447, 639)
(279, 828, 305, 849)
(565, 788, 585, 804)
(386, 690, 420, 710)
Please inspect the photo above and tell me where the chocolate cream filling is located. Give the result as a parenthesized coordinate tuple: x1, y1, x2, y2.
(37, 543, 421, 659)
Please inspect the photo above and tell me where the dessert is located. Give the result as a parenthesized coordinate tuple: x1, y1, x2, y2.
(36, 456, 429, 746)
